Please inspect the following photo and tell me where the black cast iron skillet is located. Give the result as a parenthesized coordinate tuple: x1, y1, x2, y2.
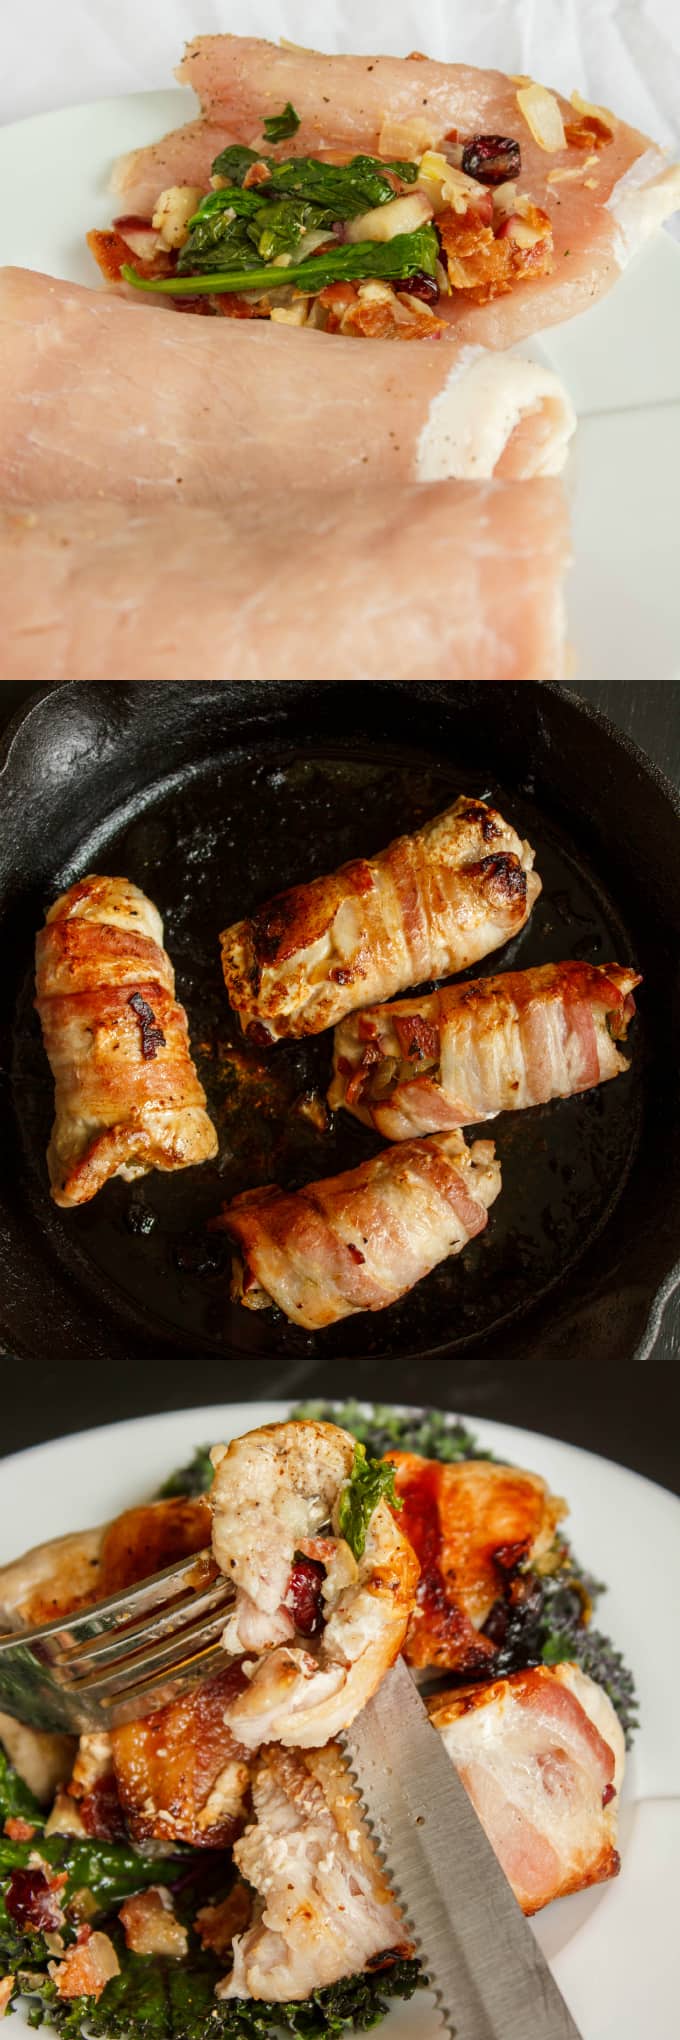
(0, 681, 678, 1374)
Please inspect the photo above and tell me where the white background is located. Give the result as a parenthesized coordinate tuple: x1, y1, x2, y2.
(1, 0, 680, 147)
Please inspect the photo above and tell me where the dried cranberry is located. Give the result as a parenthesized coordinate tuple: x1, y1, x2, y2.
(461, 135, 521, 185)
(602, 1781, 616, 1808)
(398, 271, 440, 305)
(6, 1868, 64, 1934)
(284, 1557, 325, 1637)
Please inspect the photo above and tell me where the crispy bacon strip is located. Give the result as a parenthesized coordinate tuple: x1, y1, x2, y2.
(428, 1662, 624, 1913)
(220, 796, 540, 1043)
(35, 874, 217, 1206)
(217, 1131, 501, 1329)
(328, 960, 640, 1138)
(387, 1453, 565, 1672)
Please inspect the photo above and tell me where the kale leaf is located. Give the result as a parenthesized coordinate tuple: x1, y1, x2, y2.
(337, 1443, 402, 1561)
(16, 1950, 422, 2040)
(262, 103, 301, 144)
(123, 224, 439, 298)
(159, 1446, 214, 1498)
(292, 1401, 488, 1464)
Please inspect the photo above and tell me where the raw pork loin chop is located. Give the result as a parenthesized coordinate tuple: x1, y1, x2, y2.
(0, 483, 569, 683)
(115, 37, 680, 346)
(0, 268, 575, 499)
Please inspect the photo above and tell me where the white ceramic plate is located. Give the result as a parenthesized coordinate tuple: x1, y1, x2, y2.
(1, 88, 680, 680)
(1, 1402, 679, 2040)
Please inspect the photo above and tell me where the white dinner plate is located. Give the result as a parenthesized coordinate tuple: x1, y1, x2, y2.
(1, 1401, 679, 2040)
(1, 87, 680, 680)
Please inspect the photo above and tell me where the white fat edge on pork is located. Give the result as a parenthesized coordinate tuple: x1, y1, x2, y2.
(415, 349, 576, 483)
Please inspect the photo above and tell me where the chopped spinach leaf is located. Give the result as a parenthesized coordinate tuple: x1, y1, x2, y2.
(262, 102, 301, 144)
(210, 145, 261, 186)
(210, 145, 419, 217)
(337, 1443, 403, 1561)
(189, 188, 268, 224)
(124, 223, 439, 298)
(250, 197, 334, 263)
(177, 212, 262, 276)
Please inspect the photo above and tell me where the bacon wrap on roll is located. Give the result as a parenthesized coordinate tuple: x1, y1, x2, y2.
(428, 1662, 625, 1914)
(35, 874, 217, 1206)
(329, 960, 640, 1138)
(220, 796, 541, 1043)
(217, 1129, 501, 1329)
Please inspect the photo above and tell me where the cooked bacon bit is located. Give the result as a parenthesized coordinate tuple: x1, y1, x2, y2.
(5, 1868, 66, 1934)
(86, 228, 172, 286)
(195, 1883, 252, 1956)
(0, 1978, 14, 2018)
(393, 1015, 439, 1061)
(212, 293, 259, 319)
(50, 1929, 120, 2001)
(462, 136, 521, 186)
(284, 1557, 326, 1637)
(76, 1773, 128, 1843)
(439, 199, 553, 303)
(113, 214, 153, 234)
(119, 1887, 188, 1959)
(407, 50, 429, 60)
(564, 114, 613, 150)
(315, 280, 360, 331)
(3, 1817, 36, 1841)
(243, 161, 272, 188)
(127, 991, 166, 1060)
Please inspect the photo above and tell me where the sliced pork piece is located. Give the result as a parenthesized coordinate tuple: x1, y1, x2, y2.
(209, 1421, 418, 1748)
(0, 485, 569, 683)
(219, 1131, 501, 1330)
(109, 1666, 252, 1848)
(329, 961, 641, 1138)
(221, 795, 541, 1042)
(219, 1742, 411, 2001)
(428, 1663, 625, 1913)
(35, 874, 217, 1206)
(0, 269, 575, 500)
(0, 1497, 210, 1629)
(386, 1454, 565, 1674)
(153, 37, 680, 347)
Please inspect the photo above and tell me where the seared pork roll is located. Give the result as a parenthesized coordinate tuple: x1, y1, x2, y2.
(209, 1421, 419, 1748)
(218, 1743, 411, 2002)
(219, 1130, 501, 1329)
(329, 960, 641, 1138)
(428, 1663, 624, 1914)
(220, 796, 541, 1043)
(35, 874, 217, 1206)
(386, 1453, 565, 1674)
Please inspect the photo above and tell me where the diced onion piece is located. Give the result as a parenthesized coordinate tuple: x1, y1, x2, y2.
(378, 114, 437, 159)
(271, 298, 311, 325)
(516, 84, 566, 153)
(571, 89, 615, 130)
(417, 151, 482, 215)
(152, 186, 205, 249)
(435, 258, 451, 296)
(501, 213, 547, 248)
(492, 179, 518, 219)
(345, 190, 433, 242)
(547, 156, 598, 184)
(357, 281, 397, 302)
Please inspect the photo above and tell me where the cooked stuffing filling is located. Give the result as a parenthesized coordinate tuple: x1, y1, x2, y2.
(86, 88, 612, 336)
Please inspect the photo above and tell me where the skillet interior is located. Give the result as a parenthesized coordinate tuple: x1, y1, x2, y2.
(0, 681, 678, 1372)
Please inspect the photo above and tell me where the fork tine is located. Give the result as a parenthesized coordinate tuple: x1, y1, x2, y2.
(18, 1549, 219, 1649)
(74, 1607, 234, 1700)
(52, 1575, 234, 1675)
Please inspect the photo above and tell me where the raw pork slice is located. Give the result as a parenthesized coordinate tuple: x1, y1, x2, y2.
(133, 36, 679, 348)
(0, 269, 574, 501)
(0, 483, 569, 682)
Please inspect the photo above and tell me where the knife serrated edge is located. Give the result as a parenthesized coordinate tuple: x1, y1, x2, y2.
(341, 1656, 584, 2040)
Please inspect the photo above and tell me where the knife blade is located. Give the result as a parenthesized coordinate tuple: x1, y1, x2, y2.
(341, 1656, 583, 2040)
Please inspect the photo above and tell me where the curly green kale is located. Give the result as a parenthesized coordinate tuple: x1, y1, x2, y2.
(292, 1400, 488, 1464)
(16, 1954, 422, 2040)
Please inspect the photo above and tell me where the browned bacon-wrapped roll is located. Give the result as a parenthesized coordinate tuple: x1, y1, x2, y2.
(218, 1130, 501, 1329)
(428, 1663, 625, 1915)
(35, 874, 217, 1207)
(220, 796, 541, 1043)
(329, 960, 641, 1139)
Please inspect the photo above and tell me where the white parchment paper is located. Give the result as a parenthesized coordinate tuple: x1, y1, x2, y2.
(2, 0, 679, 151)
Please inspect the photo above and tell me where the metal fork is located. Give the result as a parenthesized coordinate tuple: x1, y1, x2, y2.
(0, 1548, 236, 1732)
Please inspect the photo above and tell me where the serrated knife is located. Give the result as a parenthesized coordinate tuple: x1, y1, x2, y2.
(341, 1655, 583, 2040)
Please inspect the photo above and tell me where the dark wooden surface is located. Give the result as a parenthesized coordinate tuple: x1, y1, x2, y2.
(1, 682, 678, 1486)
